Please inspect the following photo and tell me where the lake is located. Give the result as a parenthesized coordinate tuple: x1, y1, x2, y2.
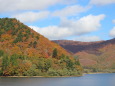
(0, 73, 115, 86)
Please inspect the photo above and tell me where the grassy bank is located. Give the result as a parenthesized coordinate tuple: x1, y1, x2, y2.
(84, 69, 115, 74)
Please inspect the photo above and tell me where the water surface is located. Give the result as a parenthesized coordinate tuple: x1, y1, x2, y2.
(0, 73, 115, 86)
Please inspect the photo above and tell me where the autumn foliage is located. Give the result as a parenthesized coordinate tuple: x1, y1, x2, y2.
(0, 18, 82, 76)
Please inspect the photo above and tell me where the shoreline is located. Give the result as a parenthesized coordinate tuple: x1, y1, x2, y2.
(84, 72, 106, 74)
(83, 72, 115, 76)
(0, 75, 82, 78)
(0, 72, 115, 78)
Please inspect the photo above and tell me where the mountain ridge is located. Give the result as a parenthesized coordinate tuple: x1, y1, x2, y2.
(53, 39, 115, 73)
(53, 38, 115, 54)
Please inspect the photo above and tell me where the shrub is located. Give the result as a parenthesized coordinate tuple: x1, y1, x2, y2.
(0, 50, 4, 57)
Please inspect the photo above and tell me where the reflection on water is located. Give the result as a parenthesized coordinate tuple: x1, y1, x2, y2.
(0, 73, 115, 86)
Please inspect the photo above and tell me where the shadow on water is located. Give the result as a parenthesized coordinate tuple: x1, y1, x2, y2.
(0, 73, 115, 86)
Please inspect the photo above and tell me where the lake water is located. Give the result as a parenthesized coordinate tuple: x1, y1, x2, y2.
(0, 73, 115, 86)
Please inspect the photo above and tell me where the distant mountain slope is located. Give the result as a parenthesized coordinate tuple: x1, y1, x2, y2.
(0, 18, 82, 76)
(53, 39, 115, 72)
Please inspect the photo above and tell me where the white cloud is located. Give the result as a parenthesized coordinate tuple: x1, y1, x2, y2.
(60, 14, 105, 35)
(11, 4, 90, 23)
(29, 14, 105, 40)
(52, 5, 90, 17)
(90, 0, 115, 5)
(11, 11, 50, 23)
(30, 26, 72, 39)
(109, 27, 115, 37)
(112, 20, 115, 24)
(0, 0, 77, 12)
(72, 36, 101, 42)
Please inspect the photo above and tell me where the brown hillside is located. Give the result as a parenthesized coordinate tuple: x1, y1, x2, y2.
(53, 39, 115, 71)
(53, 40, 104, 53)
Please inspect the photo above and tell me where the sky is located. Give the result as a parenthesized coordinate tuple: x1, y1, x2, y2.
(0, 0, 115, 42)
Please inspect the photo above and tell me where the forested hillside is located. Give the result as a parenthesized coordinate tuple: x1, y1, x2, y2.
(0, 18, 82, 76)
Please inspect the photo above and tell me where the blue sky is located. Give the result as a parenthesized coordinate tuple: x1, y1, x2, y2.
(0, 0, 115, 42)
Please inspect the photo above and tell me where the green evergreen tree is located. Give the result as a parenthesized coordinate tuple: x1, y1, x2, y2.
(33, 41, 37, 48)
(36, 36, 39, 40)
(0, 50, 4, 57)
(66, 58, 74, 70)
(28, 42, 33, 47)
(52, 48, 58, 58)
